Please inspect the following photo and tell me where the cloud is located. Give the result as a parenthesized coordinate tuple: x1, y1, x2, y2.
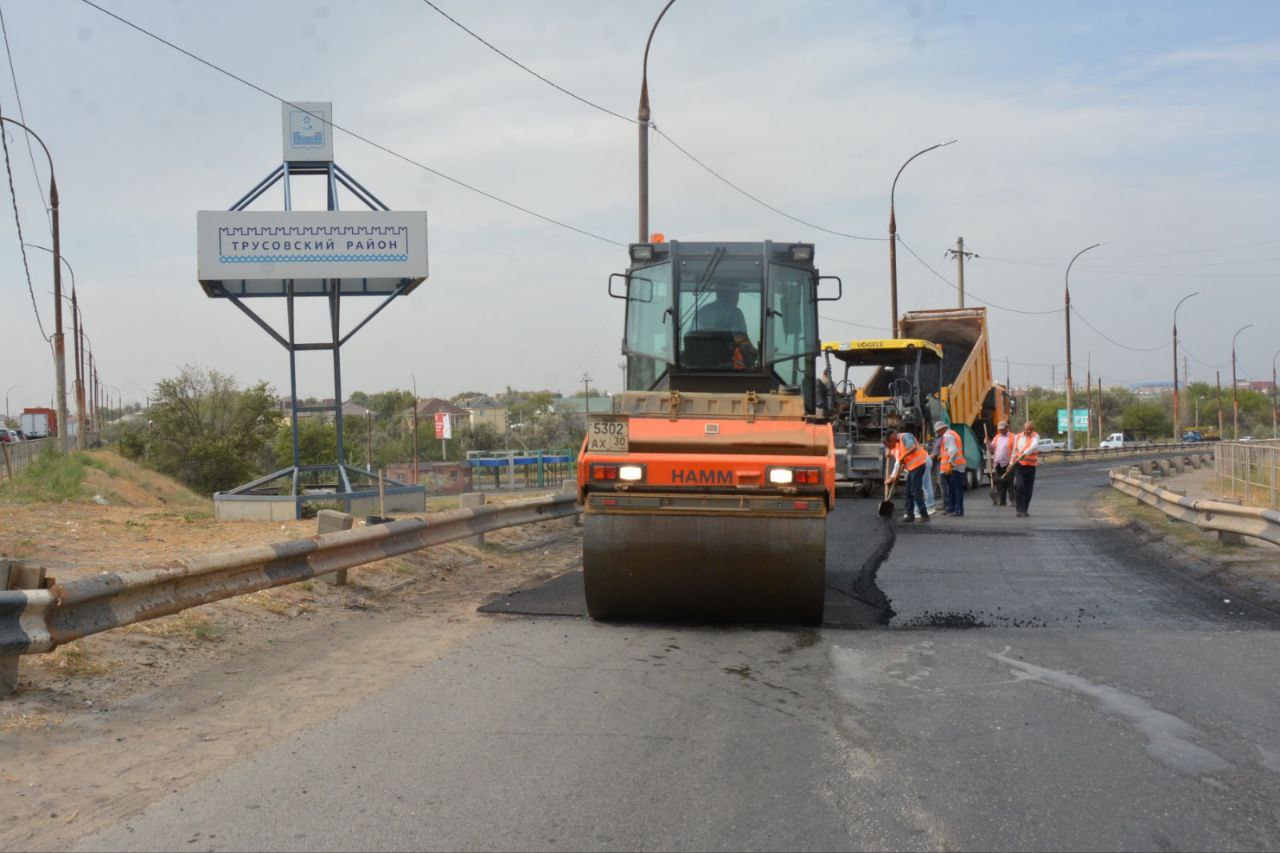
(1147, 39, 1280, 71)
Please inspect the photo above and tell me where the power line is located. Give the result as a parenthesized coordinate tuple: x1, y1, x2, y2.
(982, 254, 1280, 279)
(420, 0, 636, 125)
(77, 0, 625, 248)
(895, 235, 1058, 316)
(0, 99, 48, 341)
(650, 127, 886, 242)
(0, 5, 48, 234)
(419, 0, 886, 243)
(819, 315, 892, 333)
(1069, 305, 1167, 353)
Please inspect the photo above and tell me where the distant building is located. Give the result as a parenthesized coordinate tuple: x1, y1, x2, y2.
(407, 397, 469, 434)
(274, 398, 371, 421)
(556, 396, 611, 415)
(1130, 382, 1174, 399)
(457, 395, 507, 433)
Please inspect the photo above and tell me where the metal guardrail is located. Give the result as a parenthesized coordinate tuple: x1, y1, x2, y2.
(0, 438, 50, 480)
(1038, 441, 1211, 464)
(1109, 468, 1280, 548)
(1216, 439, 1280, 509)
(1, 493, 580, 693)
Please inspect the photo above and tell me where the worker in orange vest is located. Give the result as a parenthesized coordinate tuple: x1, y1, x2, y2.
(934, 420, 967, 517)
(1010, 420, 1040, 517)
(884, 431, 930, 523)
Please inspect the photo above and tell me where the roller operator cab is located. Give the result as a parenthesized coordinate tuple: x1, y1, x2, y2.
(578, 240, 842, 623)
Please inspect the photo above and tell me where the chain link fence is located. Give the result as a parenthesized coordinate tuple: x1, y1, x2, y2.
(1216, 438, 1280, 509)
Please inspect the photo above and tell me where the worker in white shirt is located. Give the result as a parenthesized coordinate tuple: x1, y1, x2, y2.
(988, 421, 1015, 507)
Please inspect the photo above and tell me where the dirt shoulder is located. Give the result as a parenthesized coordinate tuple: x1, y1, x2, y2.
(1095, 467, 1280, 611)
(0, 452, 582, 850)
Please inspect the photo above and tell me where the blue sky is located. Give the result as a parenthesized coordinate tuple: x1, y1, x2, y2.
(1, 0, 1278, 410)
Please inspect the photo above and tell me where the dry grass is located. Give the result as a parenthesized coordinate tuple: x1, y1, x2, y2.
(123, 611, 227, 644)
(1, 711, 62, 732)
(37, 643, 111, 678)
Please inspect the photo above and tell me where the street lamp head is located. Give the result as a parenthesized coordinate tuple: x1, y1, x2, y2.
(1233, 323, 1254, 349)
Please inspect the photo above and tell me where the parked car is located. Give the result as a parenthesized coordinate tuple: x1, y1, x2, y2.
(1239, 436, 1254, 442)
(1182, 430, 1204, 442)
(0, 427, 20, 444)
(1100, 432, 1152, 450)
(1035, 437, 1065, 452)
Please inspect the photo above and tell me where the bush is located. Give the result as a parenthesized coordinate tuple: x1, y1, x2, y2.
(143, 365, 277, 494)
(0, 449, 89, 503)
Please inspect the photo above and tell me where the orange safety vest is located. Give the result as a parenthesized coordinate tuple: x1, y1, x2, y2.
(1014, 432, 1040, 466)
(939, 428, 966, 473)
(893, 435, 928, 472)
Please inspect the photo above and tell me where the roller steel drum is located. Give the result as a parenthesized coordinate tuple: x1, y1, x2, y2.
(583, 513, 826, 624)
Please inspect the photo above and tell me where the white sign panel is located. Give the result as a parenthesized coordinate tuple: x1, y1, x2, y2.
(282, 101, 333, 162)
(197, 210, 429, 283)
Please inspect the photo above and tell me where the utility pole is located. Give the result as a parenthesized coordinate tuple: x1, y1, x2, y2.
(1005, 356, 1011, 391)
(410, 373, 420, 483)
(1086, 355, 1093, 449)
(1171, 292, 1198, 443)
(1050, 364, 1055, 393)
(71, 289, 85, 449)
(1273, 349, 1279, 440)
(365, 409, 373, 473)
(1097, 378, 1104, 444)
(945, 237, 976, 309)
(1216, 370, 1224, 438)
(582, 373, 594, 415)
(1231, 324, 1252, 440)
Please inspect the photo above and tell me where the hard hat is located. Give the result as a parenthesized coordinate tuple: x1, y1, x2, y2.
(933, 421, 948, 431)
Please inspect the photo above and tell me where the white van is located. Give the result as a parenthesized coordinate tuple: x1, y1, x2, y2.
(1100, 432, 1150, 449)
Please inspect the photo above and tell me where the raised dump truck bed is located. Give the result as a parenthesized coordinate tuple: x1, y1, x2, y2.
(898, 307, 1011, 488)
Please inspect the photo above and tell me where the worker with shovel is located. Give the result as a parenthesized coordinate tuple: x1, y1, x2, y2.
(989, 421, 1015, 506)
(883, 431, 930, 523)
(1008, 420, 1040, 517)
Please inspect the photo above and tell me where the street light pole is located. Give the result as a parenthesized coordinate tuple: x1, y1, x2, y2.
(1171, 291, 1198, 442)
(1231, 323, 1252, 440)
(1063, 243, 1101, 451)
(29, 245, 86, 449)
(888, 140, 956, 338)
(4, 385, 16, 426)
(1, 116, 67, 452)
(637, 0, 677, 244)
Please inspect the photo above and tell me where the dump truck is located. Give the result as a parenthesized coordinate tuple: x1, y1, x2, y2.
(897, 308, 1012, 489)
(577, 239, 840, 623)
(821, 338, 944, 495)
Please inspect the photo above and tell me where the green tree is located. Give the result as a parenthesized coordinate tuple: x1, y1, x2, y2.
(273, 417, 339, 468)
(1121, 401, 1171, 438)
(145, 365, 277, 493)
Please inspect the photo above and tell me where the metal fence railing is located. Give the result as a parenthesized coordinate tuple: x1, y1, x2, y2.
(1216, 439, 1280, 509)
(0, 438, 50, 480)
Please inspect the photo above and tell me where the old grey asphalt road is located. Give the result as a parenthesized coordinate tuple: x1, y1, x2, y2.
(80, 459, 1280, 852)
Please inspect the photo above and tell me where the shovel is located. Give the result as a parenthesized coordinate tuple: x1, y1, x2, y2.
(878, 479, 895, 517)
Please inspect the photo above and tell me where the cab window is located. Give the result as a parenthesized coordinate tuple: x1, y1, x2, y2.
(676, 255, 762, 370)
(624, 262, 673, 391)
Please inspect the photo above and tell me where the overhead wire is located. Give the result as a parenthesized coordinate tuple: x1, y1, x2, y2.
(419, 0, 886, 243)
(895, 235, 1058, 316)
(0, 4, 48, 234)
(1069, 305, 1167, 353)
(0, 99, 48, 341)
(77, 0, 625, 248)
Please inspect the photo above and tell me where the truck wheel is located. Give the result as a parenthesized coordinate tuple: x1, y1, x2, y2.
(967, 469, 978, 491)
